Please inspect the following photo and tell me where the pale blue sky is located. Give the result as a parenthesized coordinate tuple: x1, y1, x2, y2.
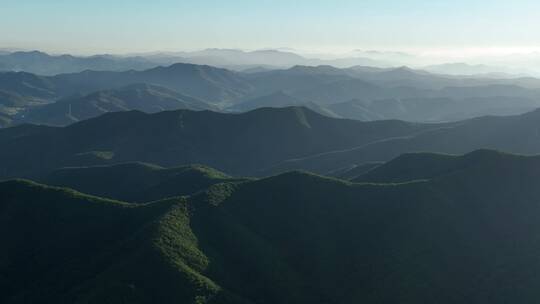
(1, 0, 539, 54)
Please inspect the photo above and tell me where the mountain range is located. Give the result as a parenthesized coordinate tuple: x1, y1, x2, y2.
(0, 51, 156, 75)
(5, 49, 540, 303)
(4, 105, 540, 179)
(2, 61, 540, 127)
(0, 49, 392, 75)
(4, 49, 540, 77)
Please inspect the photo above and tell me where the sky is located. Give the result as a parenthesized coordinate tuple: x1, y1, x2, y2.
(1, 0, 540, 55)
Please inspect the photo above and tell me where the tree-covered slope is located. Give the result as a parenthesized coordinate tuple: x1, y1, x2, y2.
(184, 153, 540, 303)
(0, 180, 245, 304)
(5, 150, 540, 303)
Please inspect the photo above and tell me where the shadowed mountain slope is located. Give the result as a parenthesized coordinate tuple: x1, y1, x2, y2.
(269, 108, 540, 174)
(0, 106, 430, 178)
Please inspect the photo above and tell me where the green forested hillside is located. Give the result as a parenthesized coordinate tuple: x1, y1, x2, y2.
(4, 151, 540, 303)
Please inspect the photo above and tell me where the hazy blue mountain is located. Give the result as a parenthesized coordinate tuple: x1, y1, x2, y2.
(1, 62, 540, 126)
(0, 50, 157, 75)
(51, 63, 253, 104)
(289, 79, 426, 106)
(240, 66, 279, 73)
(0, 71, 57, 99)
(243, 65, 354, 97)
(19, 83, 216, 126)
(186, 48, 307, 66)
(284, 65, 540, 90)
(146, 48, 392, 69)
(247, 66, 540, 105)
(327, 96, 540, 122)
(228, 91, 338, 117)
(423, 62, 529, 77)
(0, 63, 253, 105)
